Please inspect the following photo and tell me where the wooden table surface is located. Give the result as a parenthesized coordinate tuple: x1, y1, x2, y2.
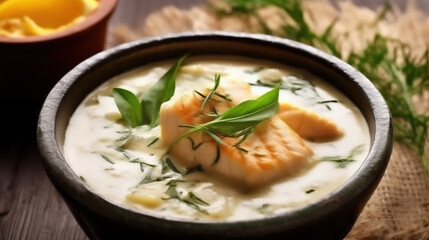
(1, 1, 428, 240)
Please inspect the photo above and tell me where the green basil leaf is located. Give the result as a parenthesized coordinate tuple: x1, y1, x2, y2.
(113, 88, 143, 128)
(141, 55, 187, 127)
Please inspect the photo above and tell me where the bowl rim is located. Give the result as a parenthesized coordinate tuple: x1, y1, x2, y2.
(0, 0, 118, 43)
(37, 31, 393, 235)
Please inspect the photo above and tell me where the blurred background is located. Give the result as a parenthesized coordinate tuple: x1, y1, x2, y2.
(109, 0, 429, 29)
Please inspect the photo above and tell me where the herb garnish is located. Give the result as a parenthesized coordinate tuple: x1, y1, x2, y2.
(164, 180, 209, 214)
(147, 137, 159, 147)
(100, 154, 114, 164)
(162, 158, 181, 174)
(305, 189, 315, 194)
(257, 203, 273, 215)
(113, 55, 187, 128)
(116, 127, 133, 141)
(320, 144, 365, 168)
(138, 168, 155, 185)
(252, 75, 338, 110)
(171, 83, 280, 147)
(112, 88, 142, 128)
(213, 0, 429, 175)
(201, 74, 222, 110)
(112, 146, 131, 160)
(79, 176, 86, 182)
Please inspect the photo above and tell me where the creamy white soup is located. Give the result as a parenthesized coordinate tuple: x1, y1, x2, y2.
(64, 56, 370, 221)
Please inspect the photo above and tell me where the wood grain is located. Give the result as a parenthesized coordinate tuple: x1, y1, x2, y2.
(0, 98, 87, 240)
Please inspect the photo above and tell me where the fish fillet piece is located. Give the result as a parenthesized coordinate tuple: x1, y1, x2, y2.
(167, 77, 343, 142)
(204, 78, 343, 141)
(160, 79, 313, 187)
(277, 102, 344, 141)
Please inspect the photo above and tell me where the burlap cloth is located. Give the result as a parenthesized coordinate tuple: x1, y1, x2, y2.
(108, 1, 429, 239)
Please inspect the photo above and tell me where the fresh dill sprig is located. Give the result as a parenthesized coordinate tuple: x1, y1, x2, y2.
(213, 0, 429, 175)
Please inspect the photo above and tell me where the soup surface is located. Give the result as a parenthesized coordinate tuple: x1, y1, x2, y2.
(64, 56, 370, 221)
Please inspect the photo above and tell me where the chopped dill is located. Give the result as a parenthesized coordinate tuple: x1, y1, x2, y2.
(140, 161, 156, 167)
(138, 168, 154, 185)
(164, 180, 182, 199)
(214, 92, 232, 104)
(320, 144, 365, 168)
(163, 180, 209, 214)
(139, 163, 145, 172)
(112, 146, 130, 160)
(182, 195, 210, 214)
(153, 175, 175, 182)
(133, 159, 156, 172)
(116, 127, 133, 141)
(305, 189, 315, 194)
(201, 74, 221, 110)
(317, 100, 339, 105)
(257, 203, 272, 215)
(162, 158, 181, 174)
(323, 158, 355, 168)
(193, 90, 208, 100)
(129, 158, 156, 167)
(193, 74, 232, 110)
(138, 171, 175, 185)
(100, 154, 114, 164)
(147, 137, 159, 147)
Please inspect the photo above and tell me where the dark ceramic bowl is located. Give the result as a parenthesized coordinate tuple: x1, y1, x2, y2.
(0, 0, 117, 99)
(37, 31, 393, 240)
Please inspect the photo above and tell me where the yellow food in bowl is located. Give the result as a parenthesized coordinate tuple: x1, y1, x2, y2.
(0, 0, 98, 37)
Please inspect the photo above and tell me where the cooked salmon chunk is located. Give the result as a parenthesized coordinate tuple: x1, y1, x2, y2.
(278, 102, 344, 141)
(209, 78, 343, 141)
(159, 79, 314, 187)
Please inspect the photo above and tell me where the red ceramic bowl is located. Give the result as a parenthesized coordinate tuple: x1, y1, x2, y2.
(0, 0, 117, 99)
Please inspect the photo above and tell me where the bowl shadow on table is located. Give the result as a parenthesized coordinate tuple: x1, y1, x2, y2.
(37, 31, 393, 240)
